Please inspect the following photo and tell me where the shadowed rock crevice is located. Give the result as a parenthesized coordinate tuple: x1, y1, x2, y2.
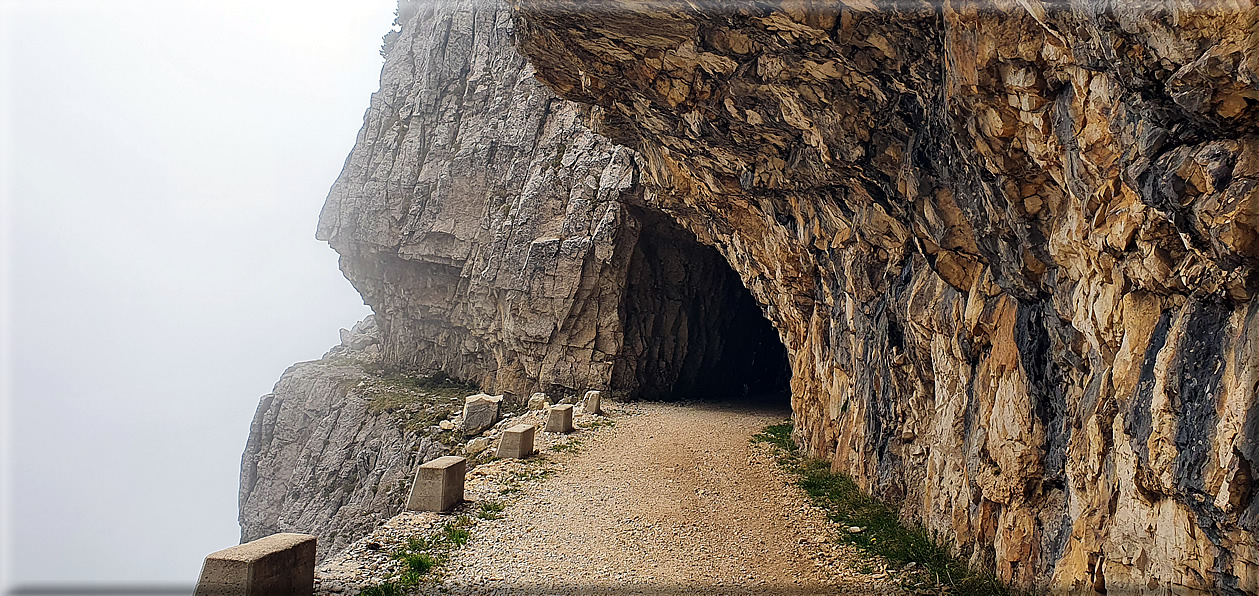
(612, 207, 791, 404)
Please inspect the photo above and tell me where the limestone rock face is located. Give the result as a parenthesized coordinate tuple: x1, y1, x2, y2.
(240, 0, 788, 565)
(314, 0, 641, 398)
(509, 1, 1259, 592)
(237, 346, 449, 559)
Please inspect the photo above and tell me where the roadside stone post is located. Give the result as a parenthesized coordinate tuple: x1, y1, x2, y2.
(546, 404, 574, 433)
(496, 424, 536, 458)
(582, 390, 602, 415)
(407, 455, 466, 512)
(194, 533, 315, 596)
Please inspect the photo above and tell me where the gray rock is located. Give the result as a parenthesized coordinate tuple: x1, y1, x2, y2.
(465, 437, 491, 456)
(461, 394, 503, 436)
(238, 357, 449, 560)
(315, 0, 638, 398)
(528, 393, 550, 410)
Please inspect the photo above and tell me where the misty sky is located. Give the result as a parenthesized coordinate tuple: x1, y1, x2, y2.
(2, 0, 397, 587)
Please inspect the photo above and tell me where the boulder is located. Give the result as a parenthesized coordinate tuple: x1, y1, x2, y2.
(460, 394, 503, 436)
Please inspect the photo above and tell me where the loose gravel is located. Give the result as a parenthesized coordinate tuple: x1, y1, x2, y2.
(315, 401, 905, 595)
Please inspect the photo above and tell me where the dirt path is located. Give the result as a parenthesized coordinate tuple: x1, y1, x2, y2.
(314, 400, 903, 594)
(439, 401, 900, 595)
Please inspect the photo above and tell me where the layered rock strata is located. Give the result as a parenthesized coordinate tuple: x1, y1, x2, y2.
(508, 0, 1259, 592)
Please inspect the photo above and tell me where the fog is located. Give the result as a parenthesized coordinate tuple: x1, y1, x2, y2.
(2, 0, 396, 587)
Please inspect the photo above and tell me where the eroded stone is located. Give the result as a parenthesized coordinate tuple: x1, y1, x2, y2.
(461, 394, 503, 436)
(582, 390, 602, 415)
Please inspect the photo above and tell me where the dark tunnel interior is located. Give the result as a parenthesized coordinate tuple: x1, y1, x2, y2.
(611, 208, 792, 406)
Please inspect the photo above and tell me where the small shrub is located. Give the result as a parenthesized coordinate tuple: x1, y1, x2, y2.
(582, 416, 616, 430)
(443, 517, 472, 547)
(402, 551, 436, 574)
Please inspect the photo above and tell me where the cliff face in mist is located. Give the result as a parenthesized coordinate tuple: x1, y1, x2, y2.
(508, 1, 1259, 592)
(240, 0, 788, 560)
(312, 0, 783, 400)
(242, 0, 1259, 591)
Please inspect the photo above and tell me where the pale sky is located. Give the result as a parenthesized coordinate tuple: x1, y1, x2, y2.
(1, 0, 396, 587)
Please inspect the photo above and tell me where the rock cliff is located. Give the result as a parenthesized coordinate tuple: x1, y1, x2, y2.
(242, 0, 1259, 590)
(507, 0, 1259, 592)
(240, 0, 790, 561)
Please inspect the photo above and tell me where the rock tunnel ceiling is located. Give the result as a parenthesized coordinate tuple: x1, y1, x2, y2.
(240, 0, 1259, 592)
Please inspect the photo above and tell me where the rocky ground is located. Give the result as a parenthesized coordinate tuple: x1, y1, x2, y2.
(313, 400, 907, 595)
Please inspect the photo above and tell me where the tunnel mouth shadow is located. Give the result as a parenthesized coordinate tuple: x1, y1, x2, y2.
(611, 208, 792, 411)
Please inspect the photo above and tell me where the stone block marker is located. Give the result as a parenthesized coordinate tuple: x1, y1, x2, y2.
(194, 532, 315, 596)
(407, 455, 466, 512)
(583, 390, 603, 415)
(546, 404, 574, 433)
(497, 424, 537, 458)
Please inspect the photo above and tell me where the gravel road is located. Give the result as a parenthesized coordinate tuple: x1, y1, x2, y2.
(316, 400, 904, 595)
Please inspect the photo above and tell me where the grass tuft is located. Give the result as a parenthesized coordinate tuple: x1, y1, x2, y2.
(359, 514, 480, 593)
(477, 500, 506, 520)
(359, 582, 403, 596)
(753, 422, 1009, 596)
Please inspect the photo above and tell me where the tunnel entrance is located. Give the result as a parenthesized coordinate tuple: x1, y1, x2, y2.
(611, 208, 791, 406)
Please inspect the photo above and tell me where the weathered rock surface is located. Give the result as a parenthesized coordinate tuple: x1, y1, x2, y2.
(244, 0, 1259, 590)
(528, 392, 551, 410)
(241, 0, 788, 565)
(238, 336, 451, 559)
(315, 0, 638, 399)
(315, 0, 788, 402)
(508, 1, 1259, 592)
(460, 393, 504, 435)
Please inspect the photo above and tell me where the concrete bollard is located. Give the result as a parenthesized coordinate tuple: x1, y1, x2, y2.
(496, 424, 536, 458)
(407, 455, 466, 512)
(583, 390, 603, 415)
(194, 533, 316, 596)
(546, 404, 574, 433)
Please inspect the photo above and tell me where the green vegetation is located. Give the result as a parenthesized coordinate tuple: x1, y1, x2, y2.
(550, 438, 582, 453)
(362, 370, 478, 433)
(359, 515, 477, 595)
(499, 463, 555, 496)
(477, 500, 506, 520)
(580, 416, 616, 430)
(374, 370, 478, 402)
(753, 422, 1009, 596)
